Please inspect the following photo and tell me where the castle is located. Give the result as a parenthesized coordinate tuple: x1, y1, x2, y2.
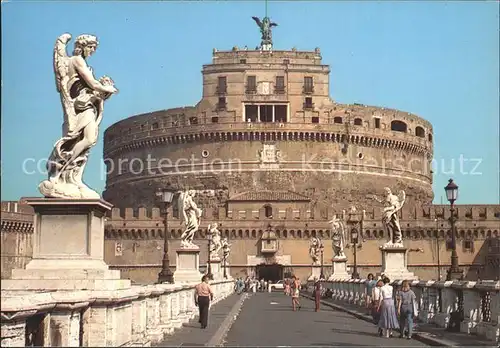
(1, 19, 499, 283)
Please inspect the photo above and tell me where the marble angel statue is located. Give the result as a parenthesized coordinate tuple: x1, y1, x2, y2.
(208, 223, 222, 259)
(178, 190, 203, 248)
(330, 216, 347, 258)
(39, 33, 118, 199)
(221, 237, 231, 260)
(309, 237, 322, 265)
(369, 187, 406, 245)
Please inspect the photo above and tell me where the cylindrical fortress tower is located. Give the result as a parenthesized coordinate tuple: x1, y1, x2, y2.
(103, 47, 434, 211)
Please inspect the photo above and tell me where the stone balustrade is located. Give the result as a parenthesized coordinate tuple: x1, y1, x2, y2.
(1, 279, 234, 347)
(306, 278, 499, 343)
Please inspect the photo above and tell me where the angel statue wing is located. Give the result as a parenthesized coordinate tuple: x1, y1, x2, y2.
(252, 16, 262, 28)
(270, 21, 278, 27)
(53, 33, 77, 134)
(395, 190, 406, 213)
(177, 191, 188, 225)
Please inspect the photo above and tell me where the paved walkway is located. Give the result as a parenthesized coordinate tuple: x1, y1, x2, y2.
(156, 293, 245, 347)
(301, 292, 497, 347)
(224, 292, 427, 346)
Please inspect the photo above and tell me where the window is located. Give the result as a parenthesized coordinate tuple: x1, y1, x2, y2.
(334, 116, 343, 124)
(246, 75, 257, 93)
(217, 76, 227, 94)
(275, 76, 285, 93)
(217, 97, 226, 110)
(264, 205, 273, 218)
(391, 120, 407, 132)
(415, 126, 425, 138)
(189, 117, 198, 125)
(275, 105, 287, 123)
(245, 105, 258, 122)
(304, 97, 314, 109)
(151, 122, 159, 130)
(283, 59, 290, 65)
(303, 76, 314, 94)
(240, 59, 247, 64)
(375, 118, 381, 129)
(312, 116, 319, 123)
(428, 133, 433, 142)
(354, 118, 363, 126)
(211, 116, 219, 123)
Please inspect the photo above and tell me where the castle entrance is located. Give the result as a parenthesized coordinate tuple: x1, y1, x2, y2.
(255, 263, 283, 282)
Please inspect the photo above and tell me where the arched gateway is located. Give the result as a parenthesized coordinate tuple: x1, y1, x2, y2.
(255, 262, 283, 282)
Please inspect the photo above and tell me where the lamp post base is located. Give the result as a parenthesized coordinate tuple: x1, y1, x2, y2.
(158, 269, 174, 284)
(446, 268, 463, 281)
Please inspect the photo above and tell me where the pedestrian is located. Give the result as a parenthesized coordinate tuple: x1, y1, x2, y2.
(314, 280, 322, 312)
(377, 277, 399, 338)
(397, 280, 418, 339)
(194, 275, 214, 329)
(291, 276, 301, 311)
(284, 278, 291, 296)
(372, 279, 384, 336)
(365, 273, 376, 314)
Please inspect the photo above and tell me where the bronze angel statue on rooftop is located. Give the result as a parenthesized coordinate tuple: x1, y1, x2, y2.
(252, 16, 278, 49)
(368, 187, 406, 246)
(39, 33, 117, 199)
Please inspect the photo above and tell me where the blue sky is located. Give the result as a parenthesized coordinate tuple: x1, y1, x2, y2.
(1, 1, 499, 204)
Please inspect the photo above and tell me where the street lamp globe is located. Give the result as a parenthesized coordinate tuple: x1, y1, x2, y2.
(351, 230, 358, 241)
(444, 179, 459, 204)
(156, 187, 175, 203)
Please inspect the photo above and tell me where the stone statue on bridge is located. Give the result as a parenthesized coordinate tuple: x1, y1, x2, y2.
(330, 216, 347, 259)
(222, 237, 231, 260)
(178, 190, 203, 248)
(369, 187, 406, 246)
(39, 33, 118, 199)
(309, 237, 322, 265)
(208, 223, 222, 259)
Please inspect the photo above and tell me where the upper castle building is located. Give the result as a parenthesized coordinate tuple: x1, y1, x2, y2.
(102, 33, 434, 213)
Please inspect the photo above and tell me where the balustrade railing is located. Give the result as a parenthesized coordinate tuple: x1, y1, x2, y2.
(1, 280, 234, 347)
(306, 278, 499, 343)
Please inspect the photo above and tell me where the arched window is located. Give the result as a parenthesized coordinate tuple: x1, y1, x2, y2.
(353, 118, 363, 126)
(334, 116, 343, 124)
(391, 120, 407, 133)
(264, 205, 273, 218)
(428, 133, 433, 142)
(415, 126, 425, 138)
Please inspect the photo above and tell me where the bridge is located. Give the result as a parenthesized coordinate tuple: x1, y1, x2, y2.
(2, 278, 498, 346)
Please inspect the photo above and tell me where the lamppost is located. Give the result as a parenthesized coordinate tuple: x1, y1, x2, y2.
(435, 218, 442, 281)
(206, 229, 213, 280)
(319, 244, 325, 280)
(222, 243, 229, 279)
(444, 178, 462, 280)
(351, 229, 360, 279)
(156, 187, 176, 284)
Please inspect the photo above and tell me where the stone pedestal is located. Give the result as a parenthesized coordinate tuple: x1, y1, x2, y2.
(308, 265, 321, 281)
(3, 198, 130, 291)
(209, 257, 223, 280)
(329, 257, 350, 280)
(379, 244, 418, 281)
(174, 247, 203, 284)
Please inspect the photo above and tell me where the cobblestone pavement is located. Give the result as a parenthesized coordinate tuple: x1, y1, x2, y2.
(224, 292, 428, 347)
(156, 293, 245, 347)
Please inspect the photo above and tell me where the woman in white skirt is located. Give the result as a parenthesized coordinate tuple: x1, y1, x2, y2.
(377, 277, 399, 338)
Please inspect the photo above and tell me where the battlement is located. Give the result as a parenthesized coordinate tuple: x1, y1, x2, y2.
(107, 204, 500, 223)
(211, 48, 322, 63)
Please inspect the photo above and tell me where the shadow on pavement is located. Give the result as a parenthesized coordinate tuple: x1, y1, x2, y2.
(331, 327, 384, 338)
